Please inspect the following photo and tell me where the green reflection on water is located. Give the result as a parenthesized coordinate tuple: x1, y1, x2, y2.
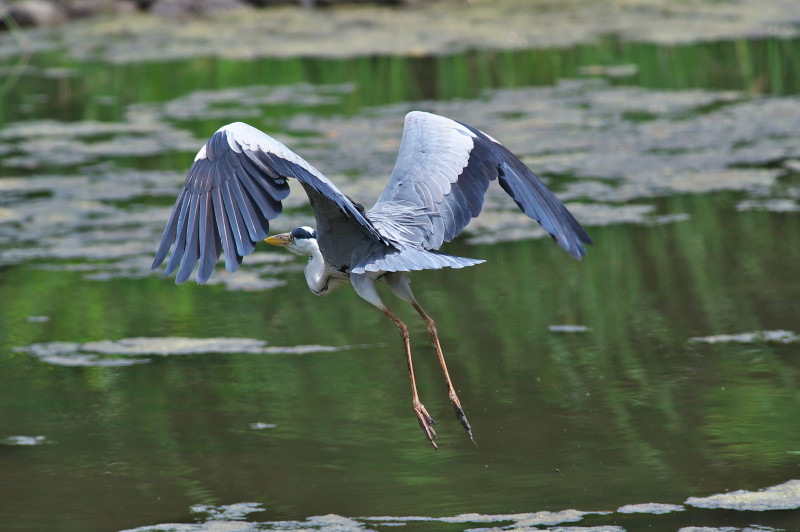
(2, 36, 799, 126)
(1, 194, 799, 530)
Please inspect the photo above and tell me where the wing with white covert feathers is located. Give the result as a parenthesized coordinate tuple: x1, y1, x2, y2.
(370, 111, 592, 259)
(152, 122, 384, 284)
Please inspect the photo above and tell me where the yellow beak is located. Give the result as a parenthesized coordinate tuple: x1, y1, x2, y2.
(264, 233, 291, 247)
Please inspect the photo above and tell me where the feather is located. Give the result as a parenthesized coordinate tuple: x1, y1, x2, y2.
(163, 189, 192, 276)
(152, 187, 186, 269)
(175, 193, 200, 283)
(211, 186, 238, 272)
(369, 111, 591, 259)
(197, 192, 218, 284)
(219, 179, 252, 257)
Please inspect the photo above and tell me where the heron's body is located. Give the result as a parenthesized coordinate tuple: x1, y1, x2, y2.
(153, 111, 592, 449)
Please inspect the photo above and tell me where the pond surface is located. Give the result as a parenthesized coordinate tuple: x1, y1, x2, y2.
(1, 3, 800, 531)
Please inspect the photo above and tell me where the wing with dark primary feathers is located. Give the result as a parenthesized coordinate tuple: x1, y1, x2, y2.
(151, 122, 384, 284)
(370, 111, 592, 260)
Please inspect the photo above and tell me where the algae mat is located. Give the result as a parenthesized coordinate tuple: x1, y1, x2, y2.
(2, 0, 800, 62)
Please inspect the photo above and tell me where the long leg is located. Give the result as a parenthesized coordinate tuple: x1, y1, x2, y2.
(382, 307, 437, 449)
(386, 273, 474, 444)
(351, 273, 437, 449)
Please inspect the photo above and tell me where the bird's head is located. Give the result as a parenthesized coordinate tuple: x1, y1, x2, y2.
(264, 226, 318, 256)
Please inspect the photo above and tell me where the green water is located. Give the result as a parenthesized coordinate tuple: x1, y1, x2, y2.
(1, 25, 799, 532)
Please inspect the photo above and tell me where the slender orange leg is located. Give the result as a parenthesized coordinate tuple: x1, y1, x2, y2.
(411, 302, 474, 444)
(382, 308, 438, 450)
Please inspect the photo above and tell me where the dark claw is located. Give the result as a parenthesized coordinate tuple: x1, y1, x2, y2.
(449, 392, 475, 445)
(453, 404, 475, 444)
(413, 401, 437, 450)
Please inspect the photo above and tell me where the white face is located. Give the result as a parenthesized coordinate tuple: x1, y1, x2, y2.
(286, 226, 318, 256)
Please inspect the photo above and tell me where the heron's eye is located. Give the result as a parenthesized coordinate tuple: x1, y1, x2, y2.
(290, 227, 315, 240)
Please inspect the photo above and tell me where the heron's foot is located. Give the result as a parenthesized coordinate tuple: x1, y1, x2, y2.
(413, 401, 437, 450)
(449, 391, 474, 444)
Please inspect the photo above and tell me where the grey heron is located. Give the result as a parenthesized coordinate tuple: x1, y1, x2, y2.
(152, 111, 591, 449)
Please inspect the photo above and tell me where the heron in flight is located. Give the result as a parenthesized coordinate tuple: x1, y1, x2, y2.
(152, 111, 591, 449)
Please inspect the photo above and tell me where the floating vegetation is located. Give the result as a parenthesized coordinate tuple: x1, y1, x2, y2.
(120, 505, 372, 532)
(577, 64, 639, 79)
(7, 0, 799, 64)
(364, 509, 602, 527)
(686, 479, 800, 511)
(15, 337, 358, 367)
(1, 435, 47, 446)
(689, 330, 800, 344)
(0, 117, 199, 168)
(737, 198, 800, 213)
(616, 503, 685, 514)
(121, 506, 611, 531)
(678, 525, 784, 532)
(249, 422, 277, 430)
(117, 486, 798, 531)
(549, 325, 592, 333)
(131, 83, 356, 122)
(120, 503, 267, 532)
(189, 503, 265, 522)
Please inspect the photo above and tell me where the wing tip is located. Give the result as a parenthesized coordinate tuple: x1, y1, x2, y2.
(559, 232, 592, 261)
(174, 265, 194, 285)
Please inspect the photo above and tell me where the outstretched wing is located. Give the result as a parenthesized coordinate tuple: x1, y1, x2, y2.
(152, 122, 383, 284)
(370, 111, 592, 260)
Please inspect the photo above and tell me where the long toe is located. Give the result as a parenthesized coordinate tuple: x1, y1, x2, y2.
(413, 401, 438, 450)
(449, 392, 475, 444)
(454, 404, 474, 444)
